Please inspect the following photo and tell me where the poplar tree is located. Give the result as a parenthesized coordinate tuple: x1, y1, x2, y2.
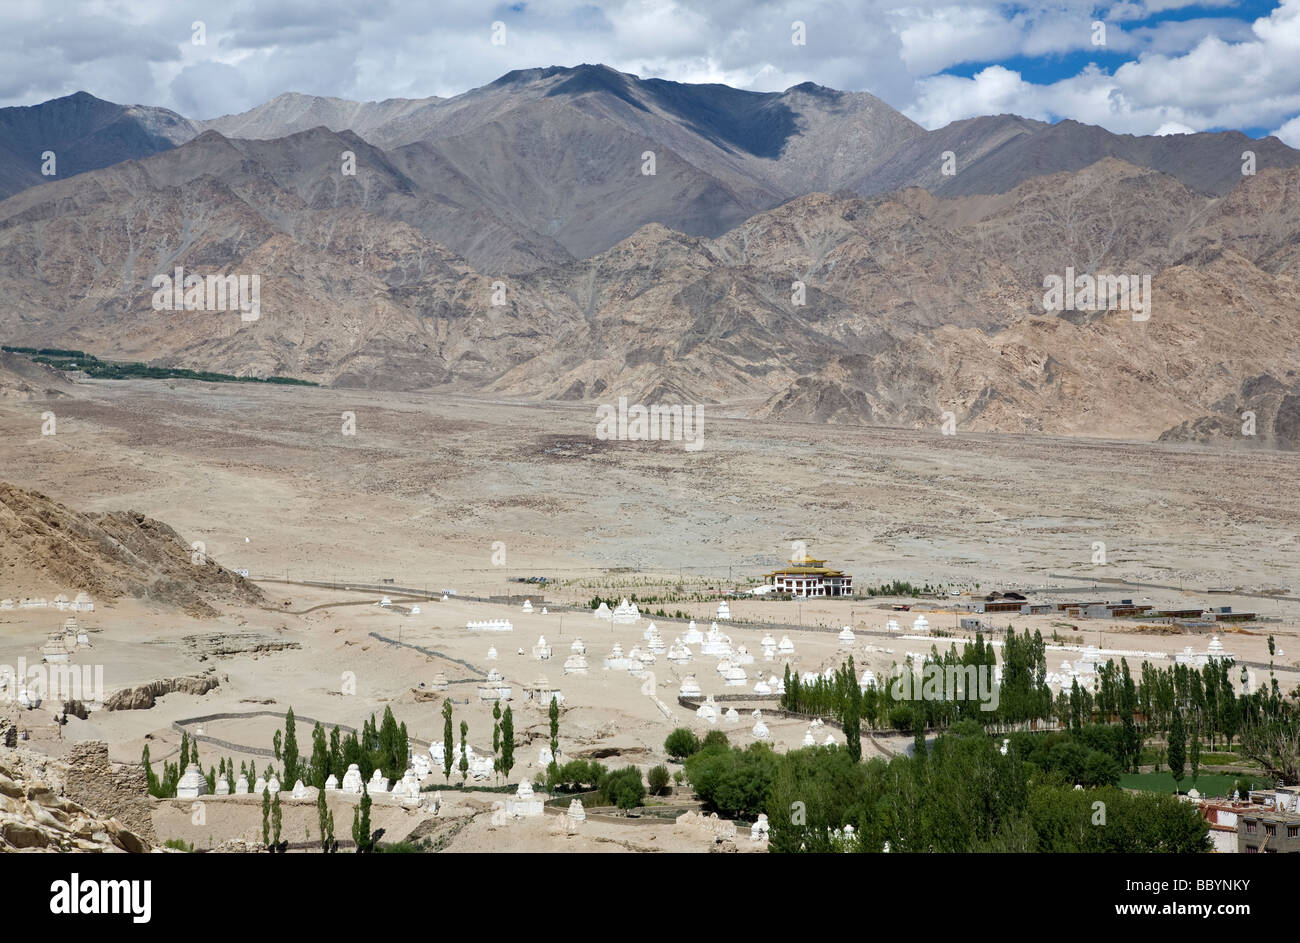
(271, 791, 283, 846)
(442, 699, 454, 782)
(261, 787, 271, 846)
(1168, 711, 1187, 790)
(317, 786, 330, 852)
(492, 701, 502, 780)
(549, 696, 560, 763)
(309, 721, 328, 788)
(329, 726, 343, 779)
(459, 720, 469, 783)
(282, 707, 300, 787)
(501, 705, 516, 779)
(1190, 726, 1202, 785)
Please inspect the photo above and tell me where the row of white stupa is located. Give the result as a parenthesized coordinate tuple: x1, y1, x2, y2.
(591, 598, 733, 624)
(0, 592, 94, 612)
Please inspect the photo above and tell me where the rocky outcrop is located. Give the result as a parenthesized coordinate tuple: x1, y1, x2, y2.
(103, 673, 220, 711)
(0, 749, 153, 852)
(61, 741, 155, 841)
(0, 483, 266, 615)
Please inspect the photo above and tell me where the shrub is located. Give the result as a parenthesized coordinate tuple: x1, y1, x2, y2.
(598, 767, 645, 810)
(665, 727, 701, 759)
(647, 765, 671, 796)
(700, 730, 730, 752)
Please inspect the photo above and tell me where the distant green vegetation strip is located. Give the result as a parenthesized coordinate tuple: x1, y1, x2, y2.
(2, 345, 317, 386)
(1118, 772, 1240, 796)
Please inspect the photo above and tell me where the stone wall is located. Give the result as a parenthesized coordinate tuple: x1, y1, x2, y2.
(61, 740, 156, 841)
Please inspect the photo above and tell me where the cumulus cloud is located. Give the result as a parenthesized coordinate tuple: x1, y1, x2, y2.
(0, 0, 1294, 142)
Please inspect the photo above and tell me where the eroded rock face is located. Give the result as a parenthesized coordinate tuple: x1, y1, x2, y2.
(103, 673, 220, 711)
(0, 750, 153, 853)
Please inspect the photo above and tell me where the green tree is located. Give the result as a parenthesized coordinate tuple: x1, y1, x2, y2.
(501, 706, 515, 780)
(271, 791, 283, 846)
(1168, 711, 1187, 791)
(317, 785, 330, 852)
(1190, 726, 1202, 785)
(282, 707, 300, 788)
(647, 764, 671, 796)
(549, 696, 560, 762)
(261, 787, 271, 846)
(664, 727, 701, 759)
(309, 721, 329, 788)
(273, 729, 282, 760)
(352, 785, 373, 852)
(442, 699, 454, 782)
(701, 730, 729, 752)
(459, 720, 469, 783)
(329, 726, 343, 780)
(492, 700, 502, 781)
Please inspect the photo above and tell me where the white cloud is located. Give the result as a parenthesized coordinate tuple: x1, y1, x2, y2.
(0, 0, 1294, 142)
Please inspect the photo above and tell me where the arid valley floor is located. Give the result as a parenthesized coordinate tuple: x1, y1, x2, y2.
(2, 376, 1299, 851)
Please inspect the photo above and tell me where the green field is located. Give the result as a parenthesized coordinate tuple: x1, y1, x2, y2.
(1119, 771, 1263, 797)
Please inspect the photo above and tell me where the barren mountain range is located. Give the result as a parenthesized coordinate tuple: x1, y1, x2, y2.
(1, 64, 1298, 442)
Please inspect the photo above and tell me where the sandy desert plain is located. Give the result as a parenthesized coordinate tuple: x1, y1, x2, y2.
(2, 375, 1299, 852)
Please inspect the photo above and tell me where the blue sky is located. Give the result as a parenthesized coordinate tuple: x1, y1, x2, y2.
(1, 0, 1298, 144)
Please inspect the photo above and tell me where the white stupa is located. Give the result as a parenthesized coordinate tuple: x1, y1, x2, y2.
(751, 814, 770, 842)
(751, 710, 770, 741)
(838, 626, 855, 648)
(368, 770, 389, 793)
(646, 626, 666, 653)
(823, 734, 837, 746)
(725, 708, 740, 724)
(235, 776, 249, 795)
(734, 645, 754, 665)
(753, 679, 772, 695)
(770, 673, 785, 694)
(266, 776, 281, 796)
(716, 601, 731, 620)
(532, 636, 551, 660)
(324, 774, 339, 791)
(603, 643, 630, 670)
(802, 729, 816, 747)
(723, 665, 748, 687)
(696, 695, 719, 725)
(292, 780, 307, 799)
(215, 778, 230, 796)
(567, 798, 586, 822)
(912, 614, 930, 632)
(761, 634, 777, 659)
(522, 599, 534, 613)
(593, 602, 612, 621)
(886, 619, 901, 632)
(177, 764, 208, 799)
(667, 638, 692, 664)
(683, 621, 703, 644)
(341, 764, 364, 794)
(506, 779, 544, 817)
(778, 636, 795, 655)
(570, 638, 586, 654)
(679, 675, 702, 698)
(563, 651, 590, 675)
(859, 669, 878, 690)
(253, 776, 267, 795)
(486, 646, 498, 660)
(611, 598, 641, 624)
